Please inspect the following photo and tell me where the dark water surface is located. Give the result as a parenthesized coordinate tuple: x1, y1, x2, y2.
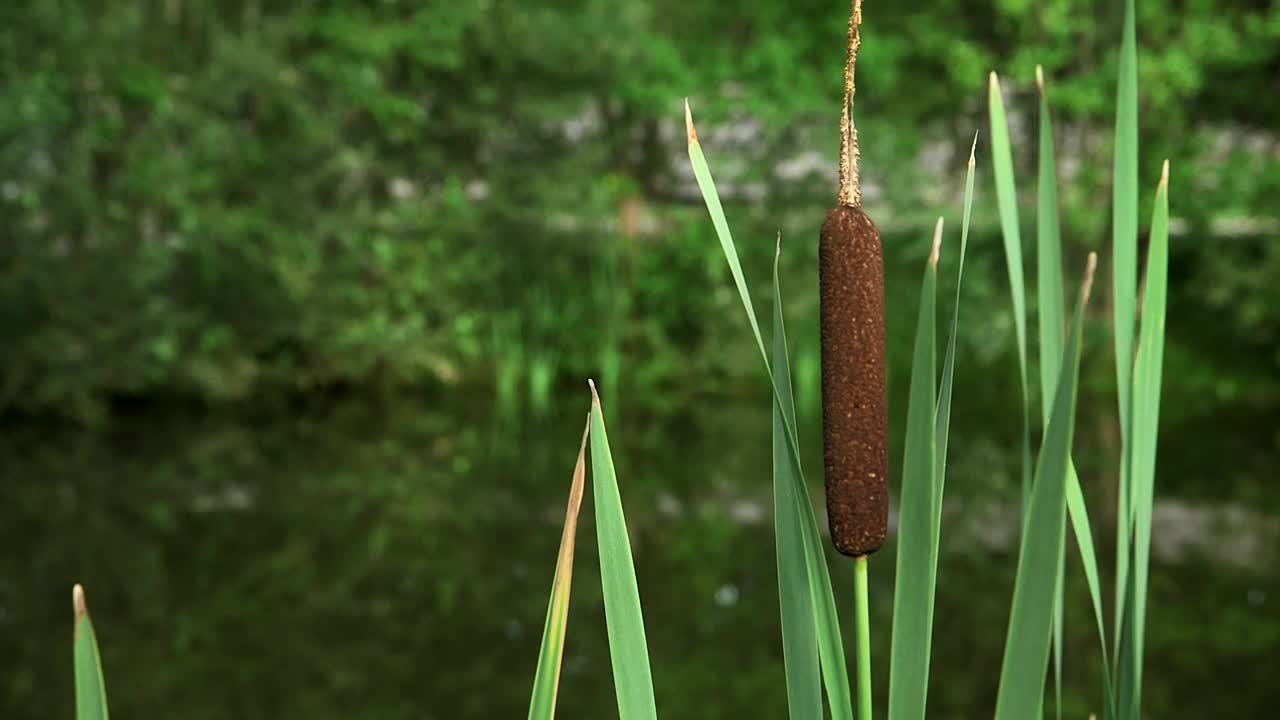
(2, 388, 1277, 719)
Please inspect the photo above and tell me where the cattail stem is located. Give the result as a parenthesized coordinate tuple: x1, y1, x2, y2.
(854, 555, 874, 720)
(838, 0, 864, 207)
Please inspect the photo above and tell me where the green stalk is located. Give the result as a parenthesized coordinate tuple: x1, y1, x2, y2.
(854, 556, 873, 720)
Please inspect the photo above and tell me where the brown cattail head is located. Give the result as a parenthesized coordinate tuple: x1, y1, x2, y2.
(819, 204, 889, 556)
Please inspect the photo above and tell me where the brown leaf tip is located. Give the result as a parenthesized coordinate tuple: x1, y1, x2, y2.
(968, 130, 979, 169)
(587, 378, 601, 406)
(1083, 252, 1098, 304)
(1160, 159, 1170, 188)
(684, 99, 698, 145)
(989, 70, 1000, 94)
(73, 584, 87, 619)
(930, 217, 944, 267)
(1035, 64, 1045, 94)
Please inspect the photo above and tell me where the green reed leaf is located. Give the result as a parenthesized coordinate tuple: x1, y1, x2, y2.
(528, 416, 592, 720)
(73, 585, 110, 720)
(1035, 66, 1068, 720)
(772, 242, 823, 720)
(936, 135, 977, 516)
(994, 255, 1094, 720)
(1112, 0, 1140, 681)
(887, 221, 939, 720)
(686, 102, 853, 720)
(589, 383, 658, 720)
(1127, 161, 1170, 720)
(1066, 467, 1115, 719)
(988, 71, 1033, 516)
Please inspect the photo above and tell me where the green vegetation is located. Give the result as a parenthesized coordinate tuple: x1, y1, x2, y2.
(32, 2, 1268, 719)
(516, 3, 1174, 719)
(2, 1, 1276, 420)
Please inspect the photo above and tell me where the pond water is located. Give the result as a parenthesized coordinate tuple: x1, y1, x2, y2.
(2, 384, 1276, 719)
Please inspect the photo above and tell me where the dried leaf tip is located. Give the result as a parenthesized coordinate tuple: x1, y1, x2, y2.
(1035, 64, 1045, 94)
(684, 99, 698, 145)
(1083, 252, 1098, 304)
(930, 217, 944, 267)
(73, 584, 87, 619)
(774, 232, 782, 265)
(989, 70, 1001, 94)
(1160, 158, 1170, 188)
(968, 130, 979, 168)
(587, 378, 601, 406)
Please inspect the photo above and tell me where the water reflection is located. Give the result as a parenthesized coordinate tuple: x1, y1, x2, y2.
(1, 392, 1276, 719)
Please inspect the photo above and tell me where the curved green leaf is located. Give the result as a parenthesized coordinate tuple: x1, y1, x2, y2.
(686, 104, 853, 720)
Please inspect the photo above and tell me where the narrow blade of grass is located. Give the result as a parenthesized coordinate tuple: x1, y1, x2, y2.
(73, 585, 110, 720)
(988, 72, 1033, 516)
(1066, 467, 1116, 719)
(684, 102, 767, 365)
(909, 142, 977, 717)
(1127, 161, 1170, 720)
(1035, 75, 1066, 408)
(528, 416, 592, 720)
(1112, 0, 1140, 678)
(936, 136, 977, 510)
(994, 255, 1095, 720)
(1035, 66, 1068, 720)
(686, 103, 853, 720)
(1033, 65, 1115, 720)
(886, 221, 939, 720)
(772, 240, 823, 720)
(588, 383, 658, 720)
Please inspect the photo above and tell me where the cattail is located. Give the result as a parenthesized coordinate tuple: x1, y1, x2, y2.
(821, 0, 889, 557)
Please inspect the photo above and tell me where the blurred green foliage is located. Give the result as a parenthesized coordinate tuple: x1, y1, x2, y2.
(1, 1, 1277, 420)
(4, 395, 1278, 719)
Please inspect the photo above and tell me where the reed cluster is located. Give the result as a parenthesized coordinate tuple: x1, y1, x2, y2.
(65, 3, 1169, 720)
